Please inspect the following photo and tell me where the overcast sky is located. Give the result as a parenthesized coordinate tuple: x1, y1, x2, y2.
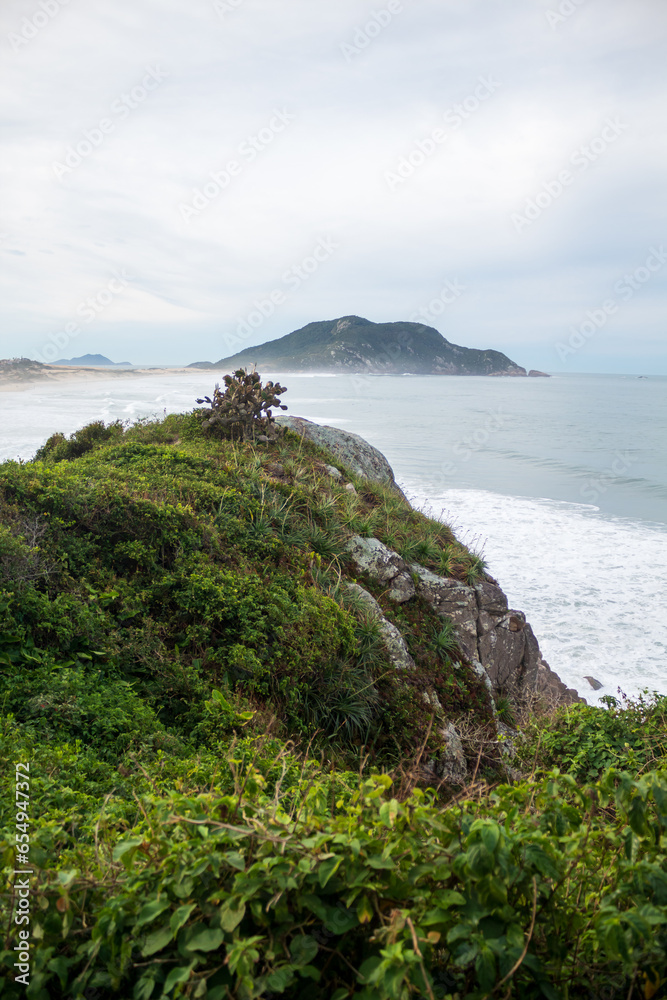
(1, 0, 666, 372)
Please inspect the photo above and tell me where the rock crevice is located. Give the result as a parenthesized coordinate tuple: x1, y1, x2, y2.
(345, 534, 582, 707)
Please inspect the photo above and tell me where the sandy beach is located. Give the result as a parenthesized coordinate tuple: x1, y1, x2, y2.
(0, 364, 195, 391)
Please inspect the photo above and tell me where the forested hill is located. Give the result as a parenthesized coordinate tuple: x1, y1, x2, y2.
(190, 315, 527, 375)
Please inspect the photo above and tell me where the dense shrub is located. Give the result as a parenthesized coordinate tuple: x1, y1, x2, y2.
(2, 762, 667, 998)
(34, 420, 124, 462)
(521, 691, 667, 781)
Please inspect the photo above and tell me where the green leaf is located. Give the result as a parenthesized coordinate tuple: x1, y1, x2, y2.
(170, 904, 196, 935)
(379, 799, 400, 828)
(219, 898, 245, 932)
(186, 924, 224, 953)
(224, 850, 246, 871)
(142, 924, 173, 957)
(365, 854, 395, 870)
(318, 856, 342, 887)
(113, 837, 144, 864)
(524, 844, 560, 881)
(136, 898, 172, 928)
(134, 975, 157, 1000)
(46, 956, 70, 988)
(162, 965, 194, 995)
(481, 824, 500, 854)
(476, 945, 496, 991)
(289, 935, 319, 966)
(266, 967, 295, 991)
(604, 921, 629, 961)
(56, 870, 78, 888)
(422, 893, 465, 922)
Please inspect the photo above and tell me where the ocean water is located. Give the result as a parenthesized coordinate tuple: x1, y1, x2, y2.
(1, 370, 665, 703)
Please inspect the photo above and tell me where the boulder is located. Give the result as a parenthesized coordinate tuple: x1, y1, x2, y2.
(410, 564, 479, 661)
(521, 624, 584, 705)
(477, 610, 526, 689)
(276, 415, 406, 497)
(345, 536, 415, 602)
(284, 417, 583, 708)
(437, 723, 468, 784)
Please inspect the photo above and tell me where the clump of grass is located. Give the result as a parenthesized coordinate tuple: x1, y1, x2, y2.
(494, 694, 517, 727)
(353, 611, 385, 666)
(304, 524, 348, 560)
(435, 545, 456, 577)
(299, 659, 380, 743)
(433, 619, 459, 659)
(397, 535, 442, 565)
(464, 554, 488, 585)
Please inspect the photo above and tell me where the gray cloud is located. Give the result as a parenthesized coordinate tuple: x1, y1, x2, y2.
(1, 0, 665, 372)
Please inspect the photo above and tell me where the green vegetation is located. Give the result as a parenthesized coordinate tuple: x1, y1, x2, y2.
(1, 388, 666, 998)
(519, 690, 667, 783)
(189, 316, 526, 376)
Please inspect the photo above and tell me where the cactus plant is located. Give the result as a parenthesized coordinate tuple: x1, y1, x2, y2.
(196, 369, 287, 441)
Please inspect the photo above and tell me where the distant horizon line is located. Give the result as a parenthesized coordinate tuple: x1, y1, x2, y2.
(16, 357, 665, 379)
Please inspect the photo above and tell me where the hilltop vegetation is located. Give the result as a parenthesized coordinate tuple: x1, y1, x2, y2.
(0, 358, 51, 383)
(190, 316, 527, 376)
(1, 378, 666, 999)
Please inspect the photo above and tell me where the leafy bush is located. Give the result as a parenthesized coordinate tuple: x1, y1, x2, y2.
(2, 765, 667, 999)
(196, 370, 287, 441)
(34, 420, 124, 462)
(521, 690, 667, 781)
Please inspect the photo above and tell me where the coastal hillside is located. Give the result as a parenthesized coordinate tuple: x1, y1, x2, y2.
(190, 315, 528, 375)
(1, 378, 666, 998)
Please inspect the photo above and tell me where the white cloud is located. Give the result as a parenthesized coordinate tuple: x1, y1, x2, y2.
(0, 0, 665, 371)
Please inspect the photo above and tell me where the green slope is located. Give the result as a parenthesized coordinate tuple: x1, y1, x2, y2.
(190, 315, 526, 375)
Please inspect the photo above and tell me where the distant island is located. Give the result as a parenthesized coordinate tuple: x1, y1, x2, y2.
(53, 354, 132, 367)
(189, 315, 547, 376)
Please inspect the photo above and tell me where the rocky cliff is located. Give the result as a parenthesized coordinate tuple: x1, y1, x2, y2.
(279, 415, 582, 731)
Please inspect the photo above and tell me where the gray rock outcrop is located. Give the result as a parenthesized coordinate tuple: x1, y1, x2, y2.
(345, 536, 415, 602)
(345, 583, 415, 671)
(287, 417, 583, 708)
(345, 535, 581, 707)
(276, 416, 406, 498)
